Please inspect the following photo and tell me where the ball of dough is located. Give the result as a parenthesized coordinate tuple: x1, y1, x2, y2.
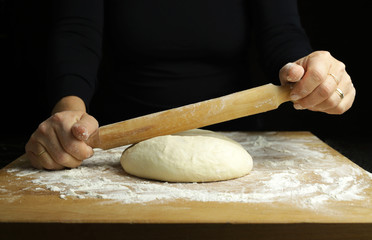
(120, 129, 253, 182)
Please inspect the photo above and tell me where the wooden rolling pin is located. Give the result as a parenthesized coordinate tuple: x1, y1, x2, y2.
(87, 84, 292, 149)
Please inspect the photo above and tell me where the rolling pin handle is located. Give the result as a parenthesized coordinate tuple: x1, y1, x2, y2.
(86, 129, 101, 149)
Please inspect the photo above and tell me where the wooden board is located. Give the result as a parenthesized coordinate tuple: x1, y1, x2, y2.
(1, 132, 372, 239)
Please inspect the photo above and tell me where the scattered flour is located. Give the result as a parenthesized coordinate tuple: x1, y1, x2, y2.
(5, 132, 372, 211)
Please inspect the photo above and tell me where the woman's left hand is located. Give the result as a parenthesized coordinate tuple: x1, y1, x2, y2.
(279, 51, 356, 114)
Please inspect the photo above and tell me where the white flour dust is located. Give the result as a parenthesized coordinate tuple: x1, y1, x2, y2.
(5, 132, 372, 210)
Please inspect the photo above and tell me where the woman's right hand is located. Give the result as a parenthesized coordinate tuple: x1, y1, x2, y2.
(25, 98, 99, 170)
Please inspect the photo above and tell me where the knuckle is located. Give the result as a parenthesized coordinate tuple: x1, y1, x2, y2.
(25, 136, 39, 153)
(351, 87, 356, 98)
(338, 61, 346, 71)
(25, 139, 33, 153)
(91, 116, 99, 129)
(82, 113, 99, 131)
(51, 112, 65, 124)
(25, 150, 34, 161)
(37, 122, 49, 135)
(312, 50, 331, 59)
(29, 133, 39, 144)
(319, 50, 331, 58)
(323, 50, 331, 57)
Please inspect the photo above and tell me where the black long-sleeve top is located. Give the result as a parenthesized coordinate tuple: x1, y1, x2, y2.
(47, 0, 312, 125)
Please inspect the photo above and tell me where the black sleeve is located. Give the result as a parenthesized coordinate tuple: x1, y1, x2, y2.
(249, 0, 312, 82)
(46, 0, 104, 110)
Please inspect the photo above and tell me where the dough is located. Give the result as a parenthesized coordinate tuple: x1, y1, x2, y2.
(120, 129, 253, 182)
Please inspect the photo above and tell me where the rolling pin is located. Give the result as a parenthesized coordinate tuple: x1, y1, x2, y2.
(87, 84, 292, 149)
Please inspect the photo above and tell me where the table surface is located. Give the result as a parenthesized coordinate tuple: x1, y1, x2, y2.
(1, 131, 372, 225)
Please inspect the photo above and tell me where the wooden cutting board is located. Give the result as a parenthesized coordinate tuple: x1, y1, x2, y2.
(1, 132, 372, 240)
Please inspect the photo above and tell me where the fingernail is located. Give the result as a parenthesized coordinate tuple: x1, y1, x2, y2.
(286, 63, 294, 81)
(290, 94, 301, 101)
(294, 104, 305, 110)
(73, 124, 89, 141)
(81, 131, 89, 141)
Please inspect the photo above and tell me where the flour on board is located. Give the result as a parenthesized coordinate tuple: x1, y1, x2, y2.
(5, 132, 372, 211)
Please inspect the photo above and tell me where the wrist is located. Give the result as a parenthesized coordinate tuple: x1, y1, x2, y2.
(52, 96, 86, 114)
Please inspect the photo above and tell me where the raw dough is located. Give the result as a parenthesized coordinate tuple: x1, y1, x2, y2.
(120, 129, 253, 182)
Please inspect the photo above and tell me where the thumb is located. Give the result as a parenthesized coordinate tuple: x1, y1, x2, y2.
(279, 62, 305, 85)
(71, 113, 99, 141)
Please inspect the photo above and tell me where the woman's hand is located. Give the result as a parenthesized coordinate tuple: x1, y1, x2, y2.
(25, 97, 99, 170)
(279, 51, 356, 114)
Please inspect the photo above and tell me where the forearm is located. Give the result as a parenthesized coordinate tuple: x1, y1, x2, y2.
(52, 96, 86, 114)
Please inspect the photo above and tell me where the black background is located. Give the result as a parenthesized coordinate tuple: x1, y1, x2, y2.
(1, 1, 371, 170)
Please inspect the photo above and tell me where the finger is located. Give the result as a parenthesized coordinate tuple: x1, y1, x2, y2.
(39, 127, 84, 168)
(279, 62, 305, 85)
(38, 151, 65, 170)
(307, 88, 342, 112)
(323, 77, 356, 114)
(51, 112, 94, 160)
(310, 73, 354, 114)
(26, 131, 47, 169)
(299, 61, 351, 111)
(72, 113, 99, 141)
(294, 72, 338, 109)
(323, 88, 355, 114)
(26, 140, 64, 170)
(32, 117, 85, 167)
(290, 51, 332, 101)
(25, 144, 43, 169)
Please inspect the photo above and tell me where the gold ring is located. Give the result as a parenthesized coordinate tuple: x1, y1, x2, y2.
(37, 150, 47, 156)
(336, 88, 344, 99)
(328, 73, 339, 84)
